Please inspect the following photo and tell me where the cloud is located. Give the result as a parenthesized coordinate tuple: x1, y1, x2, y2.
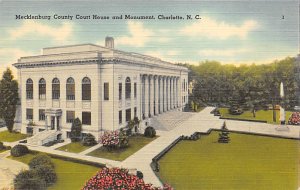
(8, 20, 73, 42)
(116, 21, 153, 47)
(0, 48, 34, 78)
(144, 50, 179, 62)
(181, 17, 258, 40)
(198, 49, 248, 57)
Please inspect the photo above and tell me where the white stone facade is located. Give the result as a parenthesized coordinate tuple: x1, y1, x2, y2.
(14, 41, 188, 141)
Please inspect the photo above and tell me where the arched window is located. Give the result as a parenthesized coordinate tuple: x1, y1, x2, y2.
(26, 78, 33, 99)
(82, 77, 91, 100)
(52, 78, 60, 99)
(39, 78, 46, 99)
(125, 77, 131, 99)
(66, 77, 75, 100)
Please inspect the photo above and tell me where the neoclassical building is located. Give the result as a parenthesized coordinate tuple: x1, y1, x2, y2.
(13, 37, 189, 143)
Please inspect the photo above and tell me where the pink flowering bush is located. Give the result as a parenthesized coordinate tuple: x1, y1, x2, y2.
(288, 112, 300, 125)
(82, 167, 173, 190)
(100, 130, 128, 150)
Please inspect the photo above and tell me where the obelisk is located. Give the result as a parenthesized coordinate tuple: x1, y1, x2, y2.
(279, 82, 285, 125)
(276, 82, 289, 131)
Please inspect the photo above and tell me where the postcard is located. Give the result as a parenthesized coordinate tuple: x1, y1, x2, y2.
(0, 0, 299, 189)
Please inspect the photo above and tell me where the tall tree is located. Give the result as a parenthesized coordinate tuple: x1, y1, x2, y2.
(70, 118, 82, 142)
(0, 68, 19, 132)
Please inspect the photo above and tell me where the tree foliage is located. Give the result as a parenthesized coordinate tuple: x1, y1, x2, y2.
(189, 57, 297, 110)
(70, 118, 82, 142)
(0, 68, 19, 132)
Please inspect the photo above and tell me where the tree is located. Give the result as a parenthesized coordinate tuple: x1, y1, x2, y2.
(218, 122, 230, 143)
(70, 118, 82, 142)
(0, 68, 19, 132)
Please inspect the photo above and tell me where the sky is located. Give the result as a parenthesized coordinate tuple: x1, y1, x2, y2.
(0, 0, 299, 75)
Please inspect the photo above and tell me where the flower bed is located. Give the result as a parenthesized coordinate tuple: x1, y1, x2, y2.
(82, 167, 172, 190)
(288, 112, 300, 125)
(100, 130, 128, 150)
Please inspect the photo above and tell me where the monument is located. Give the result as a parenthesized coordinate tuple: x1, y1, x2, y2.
(276, 82, 289, 131)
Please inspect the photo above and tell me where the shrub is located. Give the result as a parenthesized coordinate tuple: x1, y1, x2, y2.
(0, 142, 4, 150)
(29, 154, 55, 170)
(144, 126, 156, 138)
(136, 170, 143, 179)
(101, 130, 128, 150)
(82, 133, 97, 146)
(34, 165, 57, 186)
(14, 170, 47, 190)
(11, 144, 29, 157)
(82, 167, 173, 190)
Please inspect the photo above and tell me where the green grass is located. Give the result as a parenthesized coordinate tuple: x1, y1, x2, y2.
(88, 135, 157, 161)
(0, 130, 27, 142)
(56, 142, 91, 153)
(159, 131, 299, 190)
(9, 153, 100, 190)
(219, 108, 293, 124)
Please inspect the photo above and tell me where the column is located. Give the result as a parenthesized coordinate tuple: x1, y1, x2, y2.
(45, 115, 48, 130)
(170, 77, 173, 109)
(176, 78, 178, 108)
(173, 78, 176, 109)
(54, 116, 57, 130)
(144, 75, 149, 118)
(165, 77, 168, 111)
(168, 77, 171, 110)
(155, 76, 159, 115)
(159, 77, 163, 114)
(149, 76, 154, 117)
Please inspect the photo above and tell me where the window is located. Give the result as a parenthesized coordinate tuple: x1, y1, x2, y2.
(119, 111, 122, 124)
(126, 108, 131, 122)
(26, 78, 33, 99)
(134, 83, 137, 98)
(119, 83, 122, 100)
(82, 112, 91, 125)
(104, 82, 109, 100)
(39, 109, 45, 121)
(66, 77, 75, 100)
(52, 78, 60, 99)
(39, 78, 46, 99)
(125, 77, 131, 99)
(66, 111, 75, 123)
(26, 109, 33, 120)
(134, 107, 137, 118)
(82, 77, 91, 100)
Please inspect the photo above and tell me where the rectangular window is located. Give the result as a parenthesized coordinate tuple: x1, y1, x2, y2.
(126, 109, 131, 122)
(52, 84, 60, 99)
(82, 112, 91, 125)
(82, 83, 91, 100)
(134, 107, 137, 118)
(66, 83, 75, 100)
(39, 109, 45, 121)
(26, 109, 33, 120)
(119, 111, 122, 124)
(66, 111, 75, 123)
(104, 83, 109, 100)
(134, 83, 137, 98)
(119, 83, 122, 100)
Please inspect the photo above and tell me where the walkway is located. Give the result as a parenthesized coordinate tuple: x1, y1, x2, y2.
(0, 150, 28, 189)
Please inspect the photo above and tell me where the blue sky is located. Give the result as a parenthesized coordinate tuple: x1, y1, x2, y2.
(0, 0, 299, 74)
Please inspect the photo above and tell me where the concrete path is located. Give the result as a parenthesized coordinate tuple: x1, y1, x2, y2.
(1, 106, 300, 188)
(0, 150, 28, 189)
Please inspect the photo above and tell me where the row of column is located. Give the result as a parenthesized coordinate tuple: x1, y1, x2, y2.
(141, 75, 180, 119)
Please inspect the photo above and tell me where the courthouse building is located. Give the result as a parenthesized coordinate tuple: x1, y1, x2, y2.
(13, 37, 189, 142)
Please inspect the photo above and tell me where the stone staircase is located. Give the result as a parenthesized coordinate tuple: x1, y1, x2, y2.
(27, 130, 61, 146)
(150, 111, 195, 131)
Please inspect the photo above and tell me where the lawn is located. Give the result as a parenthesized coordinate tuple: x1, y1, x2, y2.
(0, 130, 28, 142)
(56, 142, 91, 153)
(219, 108, 293, 124)
(10, 153, 100, 190)
(158, 131, 299, 190)
(88, 135, 157, 161)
